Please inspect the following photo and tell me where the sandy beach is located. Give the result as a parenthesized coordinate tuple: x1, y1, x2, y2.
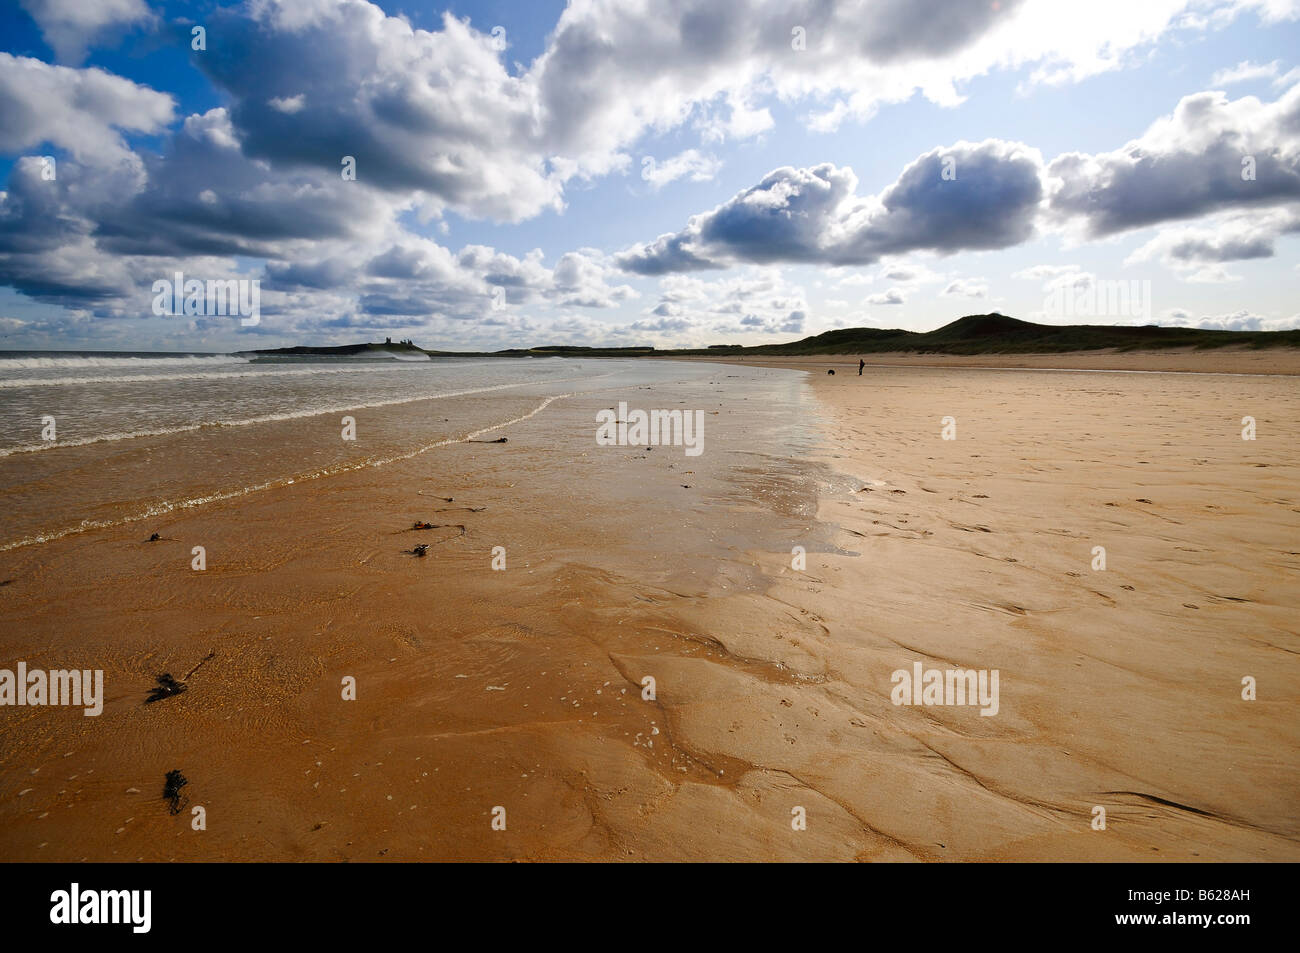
(0, 355, 1296, 861)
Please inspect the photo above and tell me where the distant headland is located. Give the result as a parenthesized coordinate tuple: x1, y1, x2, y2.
(239, 314, 1300, 360)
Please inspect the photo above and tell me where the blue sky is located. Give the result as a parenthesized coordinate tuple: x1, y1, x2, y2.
(1, 0, 1298, 351)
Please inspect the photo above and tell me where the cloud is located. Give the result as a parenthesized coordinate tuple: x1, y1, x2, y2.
(1125, 209, 1300, 273)
(1180, 264, 1242, 282)
(629, 315, 696, 333)
(0, 93, 632, 331)
(617, 140, 1045, 273)
(195, 3, 563, 223)
(266, 239, 638, 330)
(18, 0, 153, 63)
(1209, 59, 1280, 84)
(642, 269, 808, 338)
(1013, 264, 1085, 282)
(532, 0, 1211, 142)
(879, 261, 945, 285)
(0, 54, 174, 165)
(174, 0, 1220, 223)
(867, 288, 906, 305)
(1222, 0, 1300, 25)
(640, 150, 723, 189)
(1048, 84, 1300, 237)
(550, 249, 639, 307)
(531, 0, 1026, 153)
(1163, 307, 1300, 330)
(831, 271, 875, 287)
(269, 94, 306, 114)
(1014, 266, 1096, 302)
(94, 108, 393, 259)
(942, 278, 988, 297)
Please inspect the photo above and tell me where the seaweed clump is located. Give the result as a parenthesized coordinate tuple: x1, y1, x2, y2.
(163, 769, 189, 815)
(145, 673, 187, 704)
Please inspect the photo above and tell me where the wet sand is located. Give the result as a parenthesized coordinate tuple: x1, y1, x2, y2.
(0, 358, 1296, 861)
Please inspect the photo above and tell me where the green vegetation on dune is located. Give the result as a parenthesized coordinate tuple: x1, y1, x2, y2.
(494, 345, 656, 355)
(239, 341, 428, 358)
(677, 314, 1300, 356)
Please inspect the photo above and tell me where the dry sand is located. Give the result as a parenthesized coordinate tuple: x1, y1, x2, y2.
(1, 355, 1296, 861)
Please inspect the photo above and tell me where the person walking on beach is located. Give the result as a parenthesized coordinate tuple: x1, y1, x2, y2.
(858, 358, 865, 376)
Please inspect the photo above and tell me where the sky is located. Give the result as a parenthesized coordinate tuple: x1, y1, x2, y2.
(1, 0, 1298, 353)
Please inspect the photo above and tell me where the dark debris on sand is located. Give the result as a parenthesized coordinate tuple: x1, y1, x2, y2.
(163, 770, 189, 815)
(403, 497, 481, 553)
(143, 651, 214, 705)
(145, 673, 187, 704)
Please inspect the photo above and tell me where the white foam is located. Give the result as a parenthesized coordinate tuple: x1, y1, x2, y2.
(0, 357, 539, 389)
(0, 393, 575, 553)
(0, 369, 611, 460)
(0, 362, 429, 389)
(0, 354, 247, 370)
(0, 372, 606, 457)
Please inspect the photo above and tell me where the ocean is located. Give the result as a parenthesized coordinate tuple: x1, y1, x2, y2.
(0, 351, 593, 456)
